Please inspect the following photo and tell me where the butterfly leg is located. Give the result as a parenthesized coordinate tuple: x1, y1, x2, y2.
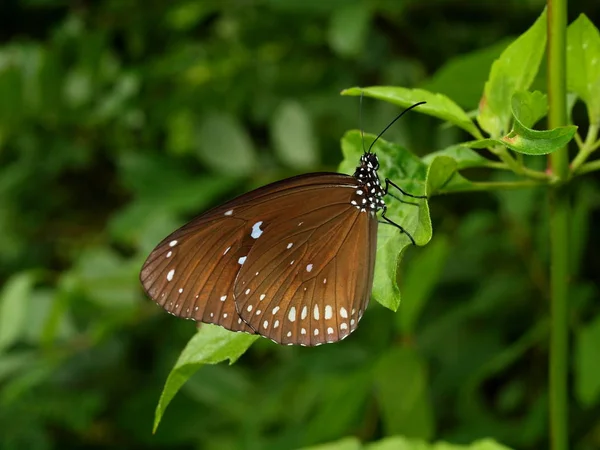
(384, 178, 427, 200)
(380, 207, 417, 246)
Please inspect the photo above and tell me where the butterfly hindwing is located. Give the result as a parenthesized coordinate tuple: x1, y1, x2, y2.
(233, 185, 378, 346)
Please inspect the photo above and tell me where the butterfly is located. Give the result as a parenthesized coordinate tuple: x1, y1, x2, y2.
(140, 102, 426, 346)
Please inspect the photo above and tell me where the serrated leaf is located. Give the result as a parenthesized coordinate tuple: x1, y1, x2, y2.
(511, 90, 547, 128)
(567, 14, 600, 124)
(0, 272, 36, 354)
(342, 86, 481, 138)
(575, 313, 600, 406)
(271, 100, 318, 169)
(196, 112, 257, 175)
(153, 325, 258, 432)
(477, 9, 547, 137)
(340, 131, 432, 311)
(373, 348, 434, 439)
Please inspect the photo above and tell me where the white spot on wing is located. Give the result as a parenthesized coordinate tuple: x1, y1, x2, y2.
(238, 256, 247, 265)
(287, 242, 293, 249)
(306, 264, 313, 272)
(314, 328, 319, 336)
(272, 306, 280, 314)
(260, 294, 266, 301)
(178, 288, 183, 293)
(327, 327, 334, 335)
(251, 221, 264, 239)
(167, 269, 175, 281)
(169, 240, 178, 247)
(340, 307, 348, 318)
(325, 305, 332, 320)
(247, 305, 253, 312)
(313, 304, 320, 320)
(220, 295, 227, 302)
(274, 320, 280, 328)
(223, 246, 231, 255)
(301, 306, 307, 320)
(341, 323, 348, 330)
(166, 251, 172, 258)
(288, 307, 296, 322)
(263, 320, 268, 329)
(224, 209, 233, 216)
(287, 331, 292, 337)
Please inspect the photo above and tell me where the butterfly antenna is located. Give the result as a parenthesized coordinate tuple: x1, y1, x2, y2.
(359, 92, 367, 154)
(367, 101, 426, 153)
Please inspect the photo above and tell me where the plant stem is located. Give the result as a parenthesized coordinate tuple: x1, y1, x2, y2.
(435, 179, 541, 194)
(547, 1, 570, 449)
(575, 158, 600, 175)
(571, 123, 600, 171)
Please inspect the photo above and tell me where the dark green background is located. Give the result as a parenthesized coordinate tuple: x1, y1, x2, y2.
(1, 1, 599, 449)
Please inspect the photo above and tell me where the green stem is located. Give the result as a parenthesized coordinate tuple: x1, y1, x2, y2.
(547, 1, 570, 449)
(571, 124, 600, 171)
(493, 146, 551, 180)
(574, 158, 600, 175)
(435, 179, 542, 194)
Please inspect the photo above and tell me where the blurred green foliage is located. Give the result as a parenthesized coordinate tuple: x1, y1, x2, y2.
(1, 1, 600, 449)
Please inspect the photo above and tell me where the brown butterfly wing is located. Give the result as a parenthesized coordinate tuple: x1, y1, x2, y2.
(233, 184, 378, 346)
(140, 173, 367, 338)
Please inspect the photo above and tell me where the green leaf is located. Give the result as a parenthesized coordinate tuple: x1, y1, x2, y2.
(340, 131, 432, 311)
(367, 436, 429, 450)
(477, 9, 547, 137)
(328, 2, 371, 58)
(575, 313, 600, 406)
(0, 272, 36, 354)
(511, 91, 547, 128)
(153, 325, 258, 432)
(422, 39, 511, 109)
(342, 86, 481, 138)
(373, 348, 434, 440)
(196, 112, 257, 175)
(463, 121, 577, 156)
(425, 155, 476, 195)
(397, 236, 450, 334)
(422, 145, 501, 170)
(270, 100, 318, 169)
(301, 437, 362, 450)
(567, 14, 600, 125)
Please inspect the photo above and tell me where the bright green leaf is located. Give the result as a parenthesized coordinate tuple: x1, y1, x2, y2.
(340, 131, 432, 311)
(423, 39, 511, 109)
(477, 9, 547, 137)
(463, 121, 577, 156)
(196, 112, 257, 175)
(373, 348, 434, 439)
(567, 14, 600, 124)
(511, 91, 548, 128)
(422, 145, 501, 170)
(575, 313, 600, 406)
(397, 235, 450, 334)
(301, 437, 362, 450)
(342, 86, 481, 138)
(0, 272, 35, 354)
(426, 155, 475, 195)
(153, 325, 259, 432)
(367, 436, 429, 450)
(271, 100, 318, 169)
(328, 2, 371, 57)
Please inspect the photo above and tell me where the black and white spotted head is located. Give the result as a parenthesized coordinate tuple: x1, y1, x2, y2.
(351, 152, 386, 214)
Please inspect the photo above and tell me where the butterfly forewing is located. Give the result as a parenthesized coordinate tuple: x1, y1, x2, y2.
(140, 215, 256, 333)
(234, 185, 378, 346)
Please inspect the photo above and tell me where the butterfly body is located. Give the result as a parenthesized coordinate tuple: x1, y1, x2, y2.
(140, 152, 386, 346)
